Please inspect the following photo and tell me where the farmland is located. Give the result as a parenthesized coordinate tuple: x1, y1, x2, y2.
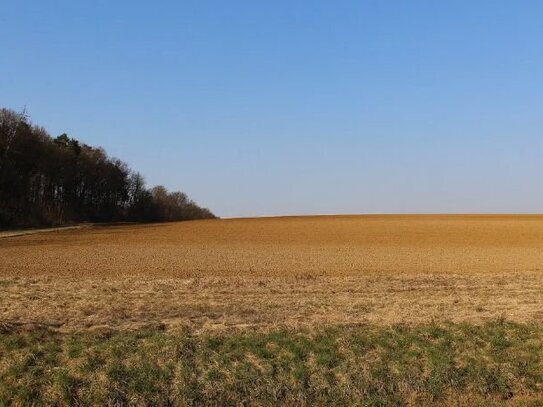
(2, 215, 543, 331)
(2, 215, 543, 405)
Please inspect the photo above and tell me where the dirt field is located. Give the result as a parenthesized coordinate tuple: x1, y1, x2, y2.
(1, 215, 543, 332)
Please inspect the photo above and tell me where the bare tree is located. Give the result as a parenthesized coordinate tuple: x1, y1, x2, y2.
(0, 107, 27, 158)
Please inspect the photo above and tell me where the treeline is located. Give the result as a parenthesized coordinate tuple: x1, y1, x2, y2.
(0, 108, 215, 228)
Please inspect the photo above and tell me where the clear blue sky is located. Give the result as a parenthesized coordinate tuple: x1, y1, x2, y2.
(2, 1, 543, 217)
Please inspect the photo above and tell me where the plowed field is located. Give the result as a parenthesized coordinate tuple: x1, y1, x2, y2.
(1, 215, 543, 331)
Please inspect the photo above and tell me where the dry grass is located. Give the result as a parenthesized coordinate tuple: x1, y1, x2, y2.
(1, 215, 543, 332)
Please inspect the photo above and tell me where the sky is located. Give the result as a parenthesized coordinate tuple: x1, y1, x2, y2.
(2, 1, 543, 217)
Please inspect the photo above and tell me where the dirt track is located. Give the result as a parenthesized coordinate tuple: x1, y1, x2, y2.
(1, 215, 543, 331)
(0, 225, 82, 239)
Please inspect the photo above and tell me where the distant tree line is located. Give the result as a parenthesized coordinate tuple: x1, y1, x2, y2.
(0, 108, 216, 228)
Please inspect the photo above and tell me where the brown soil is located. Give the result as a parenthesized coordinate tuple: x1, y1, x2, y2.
(1, 215, 543, 331)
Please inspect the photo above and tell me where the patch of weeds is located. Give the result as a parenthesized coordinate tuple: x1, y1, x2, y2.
(54, 369, 83, 405)
(2, 334, 28, 351)
(65, 337, 84, 359)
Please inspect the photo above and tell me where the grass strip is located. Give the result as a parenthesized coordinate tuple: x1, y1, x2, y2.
(1, 321, 542, 406)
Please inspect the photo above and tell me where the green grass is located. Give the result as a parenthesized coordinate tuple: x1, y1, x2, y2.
(1, 322, 543, 406)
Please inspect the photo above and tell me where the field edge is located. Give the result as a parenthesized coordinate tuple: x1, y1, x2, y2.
(1, 321, 543, 406)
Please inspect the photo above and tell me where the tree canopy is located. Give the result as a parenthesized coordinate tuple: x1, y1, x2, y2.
(0, 108, 215, 228)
